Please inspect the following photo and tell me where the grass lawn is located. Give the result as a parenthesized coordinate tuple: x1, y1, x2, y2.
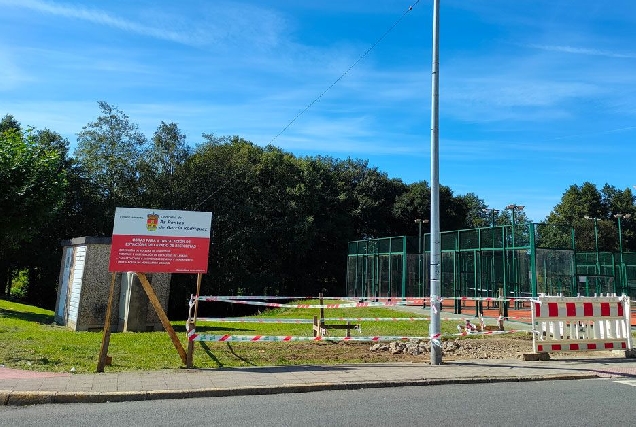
(0, 298, 486, 373)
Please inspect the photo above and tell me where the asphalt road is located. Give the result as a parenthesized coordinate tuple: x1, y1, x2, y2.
(1, 378, 635, 427)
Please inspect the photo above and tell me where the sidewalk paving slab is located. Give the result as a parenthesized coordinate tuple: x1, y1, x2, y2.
(3, 356, 636, 406)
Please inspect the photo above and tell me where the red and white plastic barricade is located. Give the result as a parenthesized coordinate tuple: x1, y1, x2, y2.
(532, 295, 632, 354)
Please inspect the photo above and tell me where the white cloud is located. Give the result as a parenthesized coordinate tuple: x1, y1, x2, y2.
(0, 50, 32, 91)
(527, 44, 636, 59)
(0, 0, 287, 49)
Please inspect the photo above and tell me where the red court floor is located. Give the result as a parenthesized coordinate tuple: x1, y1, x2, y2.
(441, 300, 636, 328)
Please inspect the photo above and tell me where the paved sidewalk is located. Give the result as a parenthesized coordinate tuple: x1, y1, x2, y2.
(2, 355, 636, 406)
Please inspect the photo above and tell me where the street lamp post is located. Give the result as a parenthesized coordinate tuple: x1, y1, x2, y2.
(414, 219, 429, 299)
(482, 208, 499, 228)
(429, 0, 442, 366)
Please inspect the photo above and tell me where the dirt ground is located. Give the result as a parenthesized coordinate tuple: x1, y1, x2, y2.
(367, 335, 535, 362)
(426, 336, 535, 360)
(257, 336, 534, 365)
(279, 334, 623, 364)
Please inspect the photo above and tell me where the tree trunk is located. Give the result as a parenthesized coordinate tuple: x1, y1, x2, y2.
(0, 263, 10, 297)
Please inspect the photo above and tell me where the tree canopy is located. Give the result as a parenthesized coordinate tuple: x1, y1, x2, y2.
(0, 124, 68, 300)
(2, 103, 635, 311)
(545, 182, 635, 251)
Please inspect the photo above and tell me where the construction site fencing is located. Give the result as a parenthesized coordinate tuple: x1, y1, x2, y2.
(346, 223, 636, 310)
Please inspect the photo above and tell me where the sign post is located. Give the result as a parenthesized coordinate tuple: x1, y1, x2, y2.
(97, 208, 212, 372)
(186, 273, 203, 368)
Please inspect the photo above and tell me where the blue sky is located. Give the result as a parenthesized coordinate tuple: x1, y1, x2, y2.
(2, 0, 635, 222)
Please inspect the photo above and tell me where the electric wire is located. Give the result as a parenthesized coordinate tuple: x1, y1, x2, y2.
(268, 0, 421, 145)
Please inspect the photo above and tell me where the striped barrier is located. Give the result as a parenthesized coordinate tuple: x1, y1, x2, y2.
(195, 316, 505, 323)
(531, 296, 633, 354)
(196, 297, 532, 309)
(196, 298, 413, 309)
(198, 295, 534, 305)
(197, 317, 314, 324)
(187, 329, 522, 342)
(198, 295, 314, 300)
(196, 317, 431, 323)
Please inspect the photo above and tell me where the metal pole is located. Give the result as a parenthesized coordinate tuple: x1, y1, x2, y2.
(584, 215, 601, 291)
(593, 218, 600, 275)
(429, 0, 442, 366)
(419, 221, 422, 298)
(418, 220, 423, 297)
(506, 204, 524, 307)
(617, 215, 624, 263)
(615, 214, 631, 294)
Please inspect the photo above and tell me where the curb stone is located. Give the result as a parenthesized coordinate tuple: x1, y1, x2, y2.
(1, 373, 600, 406)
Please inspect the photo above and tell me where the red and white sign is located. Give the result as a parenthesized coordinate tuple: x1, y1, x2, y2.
(109, 208, 213, 273)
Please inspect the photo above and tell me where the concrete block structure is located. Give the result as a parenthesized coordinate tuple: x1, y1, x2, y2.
(54, 237, 171, 332)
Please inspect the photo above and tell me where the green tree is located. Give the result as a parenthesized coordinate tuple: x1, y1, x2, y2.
(544, 182, 636, 252)
(138, 121, 190, 209)
(599, 184, 636, 252)
(74, 101, 147, 229)
(392, 181, 431, 235)
(458, 193, 491, 228)
(333, 158, 406, 239)
(0, 114, 21, 133)
(392, 182, 473, 235)
(0, 126, 67, 297)
(548, 182, 604, 225)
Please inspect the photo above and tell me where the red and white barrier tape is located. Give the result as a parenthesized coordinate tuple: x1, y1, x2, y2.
(196, 298, 412, 308)
(198, 295, 314, 300)
(188, 329, 523, 342)
(198, 295, 535, 304)
(189, 334, 426, 342)
(195, 317, 436, 323)
(193, 315, 523, 323)
(197, 317, 314, 324)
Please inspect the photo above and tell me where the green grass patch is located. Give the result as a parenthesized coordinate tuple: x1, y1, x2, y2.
(0, 298, 523, 373)
(196, 299, 441, 337)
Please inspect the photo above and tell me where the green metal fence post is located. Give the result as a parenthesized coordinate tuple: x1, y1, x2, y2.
(402, 236, 407, 299)
(502, 225, 508, 319)
(571, 226, 577, 295)
(615, 214, 631, 295)
(529, 223, 537, 297)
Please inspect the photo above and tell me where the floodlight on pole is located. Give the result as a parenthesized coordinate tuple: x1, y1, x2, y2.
(482, 208, 500, 227)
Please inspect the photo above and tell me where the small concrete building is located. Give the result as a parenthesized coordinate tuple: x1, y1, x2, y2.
(54, 237, 171, 332)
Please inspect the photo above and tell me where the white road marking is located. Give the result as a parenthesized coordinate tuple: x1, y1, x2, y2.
(613, 379, 636, 387)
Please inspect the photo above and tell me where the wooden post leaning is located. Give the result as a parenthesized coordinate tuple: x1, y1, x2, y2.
(96, 273, 117, 372)
(136, 272, 187, 364)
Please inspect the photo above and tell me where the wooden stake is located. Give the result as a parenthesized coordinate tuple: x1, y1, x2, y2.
(136, 272, 187, 364)
(186, 273, 203, 368)
(96, 273, 117, 373)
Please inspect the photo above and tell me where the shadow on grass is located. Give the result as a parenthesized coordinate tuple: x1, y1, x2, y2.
(225, 342, 256, 366)
(200, 342, 224, 367)
(196, 342, 257, 367)
(0, 307, 55, 324)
